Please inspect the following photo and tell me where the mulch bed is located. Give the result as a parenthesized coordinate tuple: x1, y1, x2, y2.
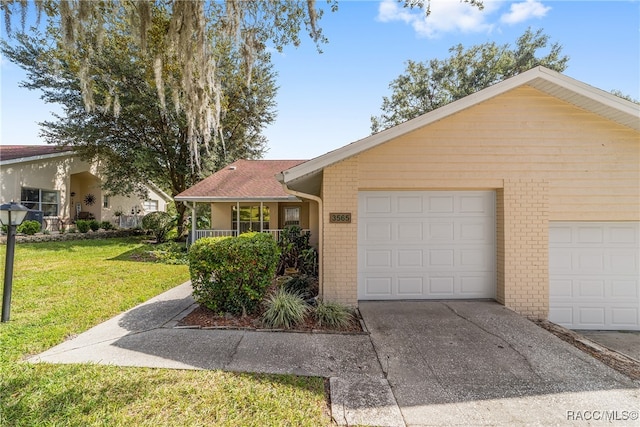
(179, 304, 365, 334)
(535, 320, 640, 381)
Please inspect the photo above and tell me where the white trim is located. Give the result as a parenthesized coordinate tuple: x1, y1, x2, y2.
(280, 66, 640, 187)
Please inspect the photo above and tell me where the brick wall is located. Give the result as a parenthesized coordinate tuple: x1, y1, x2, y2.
(321, 158, 359, 305)
(499, 179, 550, 319)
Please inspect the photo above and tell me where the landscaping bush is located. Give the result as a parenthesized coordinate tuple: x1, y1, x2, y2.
(75, 220, 91, 233)
(100, 221, 115, 230)
(89, 220, 100, 232)
(281, 275, 317, 300)
(314, 300, 354, 329)
(277, 226, 318, 276)
(262, 288, 309, 329)
(17, 220, 41, 235)
(189, 232, 280, 315)
(142, 211, 174, 243)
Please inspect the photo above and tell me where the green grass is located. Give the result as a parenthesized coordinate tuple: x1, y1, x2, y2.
(0, 237, 330, 426)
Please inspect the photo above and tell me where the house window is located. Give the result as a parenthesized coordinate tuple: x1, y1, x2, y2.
(103, 195, 110, 209)
(20, 187, 59, 216)
(142, 200, 159, 212)
(284, 207, 300, 226)
(232, 205, 270, 233)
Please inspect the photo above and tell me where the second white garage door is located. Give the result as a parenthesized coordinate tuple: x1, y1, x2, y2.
(549, 222, 640, 330)
(358, 191, 496, 300)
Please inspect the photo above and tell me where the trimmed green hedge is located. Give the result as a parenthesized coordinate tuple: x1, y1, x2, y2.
(188, 232, 280, 315)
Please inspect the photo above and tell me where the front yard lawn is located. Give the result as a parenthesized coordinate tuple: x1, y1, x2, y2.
(0, 237, 330, 426)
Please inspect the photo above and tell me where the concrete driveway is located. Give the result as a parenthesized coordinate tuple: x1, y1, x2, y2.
(359, 301, 640, 426)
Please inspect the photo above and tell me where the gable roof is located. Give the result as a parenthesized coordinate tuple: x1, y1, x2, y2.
(0, 145, 74, 165)
(278, 66, 640, 195)
(175, 159, 307, 202)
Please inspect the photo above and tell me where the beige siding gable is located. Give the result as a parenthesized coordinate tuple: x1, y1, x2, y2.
(357, 86, 640, 221)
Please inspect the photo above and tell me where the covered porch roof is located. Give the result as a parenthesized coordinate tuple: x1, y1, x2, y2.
(175, 159, 307, 203)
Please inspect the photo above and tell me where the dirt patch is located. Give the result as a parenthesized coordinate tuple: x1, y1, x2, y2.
(179, 304, 365, 334)
(536, 320, 640, 381)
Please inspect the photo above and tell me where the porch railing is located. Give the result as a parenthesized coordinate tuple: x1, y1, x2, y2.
(193, 229, 309, 243)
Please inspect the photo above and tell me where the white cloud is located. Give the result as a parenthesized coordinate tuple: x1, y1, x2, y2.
(377, 0, 503, 38)
(500, 0, 550, 25)
(378, 0, 552, 38)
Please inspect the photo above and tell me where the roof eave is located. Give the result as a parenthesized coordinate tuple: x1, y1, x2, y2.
(0, 150, 76, 166)
(174, 195, 301, 203)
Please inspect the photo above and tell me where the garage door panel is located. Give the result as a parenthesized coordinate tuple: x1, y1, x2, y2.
(397, 249, 423, 267)
(397, 277, 424, 296)
(549, 222, 640, 330)
(610, 226, 638, 243)
(365, 196, 392, 214)
(609, 251, 638, 273)
(359, 191, 496, 300)
(429, 249, 454, 267)
(364, 277, 393, 296)
(364, 250, 392, 268)
(429, 276, 454, 295)
(398, 222, 423, 240)
(611, 280, 638, 298)
(611, 308, 640, 328)
(428, 195, 454, 213)
(578, 307, 606, 327)
(397, 196, 423, 213)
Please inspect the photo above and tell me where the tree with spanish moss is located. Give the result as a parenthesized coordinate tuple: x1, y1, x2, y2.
(1, 9, 278, 233)
(1, 0, 484, 168)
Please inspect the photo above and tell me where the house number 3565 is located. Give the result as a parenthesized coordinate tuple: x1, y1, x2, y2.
(330, 213, 351, 223)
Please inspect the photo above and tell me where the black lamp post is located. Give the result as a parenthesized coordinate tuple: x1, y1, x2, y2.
(0, 202, 29, 322)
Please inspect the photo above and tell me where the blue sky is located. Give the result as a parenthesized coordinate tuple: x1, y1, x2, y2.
(1, 1, 639, 160)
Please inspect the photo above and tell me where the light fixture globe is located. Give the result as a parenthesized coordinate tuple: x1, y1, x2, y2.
(0, 202, 29, 227)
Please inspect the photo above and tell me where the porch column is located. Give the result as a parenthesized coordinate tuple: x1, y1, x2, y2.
(236, 201, 240, 236)
(191, 203, 196, 244)
(259, 201, 263, 232)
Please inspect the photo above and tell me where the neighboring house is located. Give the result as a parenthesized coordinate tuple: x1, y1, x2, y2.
(175, 159, 319, 248)
(0, 145, 170, 230)
(181, 66, 640, 331)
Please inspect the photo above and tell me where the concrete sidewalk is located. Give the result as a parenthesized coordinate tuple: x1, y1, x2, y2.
(28, 282, 403, 426)
(28, 283, 640, 427)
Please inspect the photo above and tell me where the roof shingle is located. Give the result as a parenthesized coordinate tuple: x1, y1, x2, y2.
(0, 145, 73, 162)
(176, 159, 307, 200)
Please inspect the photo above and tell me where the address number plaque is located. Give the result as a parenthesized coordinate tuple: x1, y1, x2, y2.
(329, 212, 351, 223)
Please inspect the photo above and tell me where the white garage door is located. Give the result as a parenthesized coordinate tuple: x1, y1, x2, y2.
(549, 222, 640, 330)
(358, 191, 496, 300)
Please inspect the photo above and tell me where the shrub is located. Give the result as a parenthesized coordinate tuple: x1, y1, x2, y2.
(262, 288, 309, 329)
(75, 220, 91, 233)
(152, 242, 189, 265)
(314, 300, 354, 329)
(142, 211, 174, 243)
(277, 226, 318, 276)
(89, 220, 100, 232)
(17, 220, 41, 235)
(281, 275, 317, 300)
(100, 221, 115, 230)
(189, 232, 280, 315)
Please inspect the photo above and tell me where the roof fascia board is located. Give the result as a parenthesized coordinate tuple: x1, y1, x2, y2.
(0, 150, 75, 166)
(534, 66, 640, 116)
